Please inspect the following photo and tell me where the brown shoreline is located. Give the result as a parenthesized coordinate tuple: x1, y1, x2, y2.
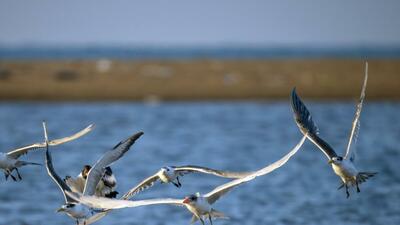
(0, 59, 399, 101)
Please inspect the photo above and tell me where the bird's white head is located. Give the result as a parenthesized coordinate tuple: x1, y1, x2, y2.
(161, 166, 175, 177)
(328, 156, 344, 165)
(56, 203, 75, 213)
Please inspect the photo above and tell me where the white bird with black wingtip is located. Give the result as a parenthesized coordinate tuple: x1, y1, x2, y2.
(66, 135, 307, 225)
(122, 165, 253, 199)
(0, 123, 93, 181)
(43, 121, 144, 225)
(65, 164, 118, 198)
(290, 62, 377, 198)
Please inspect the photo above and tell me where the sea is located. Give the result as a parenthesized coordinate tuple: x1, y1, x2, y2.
(0, 101, 399, 225)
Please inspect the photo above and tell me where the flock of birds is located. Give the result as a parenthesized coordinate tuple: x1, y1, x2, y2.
(0, 63, 376, 225)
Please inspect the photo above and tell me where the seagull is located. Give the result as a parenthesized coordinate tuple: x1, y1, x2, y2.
(0, 123, 93, 181)
(67, 135, 307, 225)
(43, 121, 144, 225)
(122, 165, 253, 199)
(290, 63, 377, 198)
(65, 165, 118, 198)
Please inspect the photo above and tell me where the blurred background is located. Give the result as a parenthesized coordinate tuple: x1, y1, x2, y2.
(0, 1, 399, 225)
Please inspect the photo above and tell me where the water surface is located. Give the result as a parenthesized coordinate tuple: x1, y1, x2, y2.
(0, 101, 399, 225)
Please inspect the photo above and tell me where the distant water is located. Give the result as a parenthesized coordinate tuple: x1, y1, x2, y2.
(1, 46, 400, 59)
(0, 101, 399, 225)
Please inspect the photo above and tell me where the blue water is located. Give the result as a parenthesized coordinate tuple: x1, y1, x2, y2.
(0, 101, 399, 225)
(1, 46, 400, 59)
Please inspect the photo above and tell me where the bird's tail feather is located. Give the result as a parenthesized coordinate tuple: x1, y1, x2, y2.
(357, 172, 377, 184)
(190, 210, 229, 224)
(15, 160, 41, 167)
(190, 215, 199, 224)
(210, 209, 229, 220)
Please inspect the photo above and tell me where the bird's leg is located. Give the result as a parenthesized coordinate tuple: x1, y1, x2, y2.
(345, 184, 350, 199)
(76, 220, 79, 225)
(356, 181, 361, 193)
(15, 168, 22, 180)
(4, 172, 9, 181)
(172, 181, 180, 188)
(9, 172, 17, 182)
(199, 217, 205, 225)
(208, 214, 213, 225)
(176, 177, 182, 187)
(337, 182, 345, 190)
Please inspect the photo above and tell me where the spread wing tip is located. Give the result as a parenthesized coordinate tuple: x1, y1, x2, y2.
(290, 88, 319, 135)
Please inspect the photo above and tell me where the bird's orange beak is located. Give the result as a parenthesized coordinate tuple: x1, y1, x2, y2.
(183, 197, 190, 204)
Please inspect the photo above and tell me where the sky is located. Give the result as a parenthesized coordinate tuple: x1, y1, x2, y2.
(0, 0, 400, 47)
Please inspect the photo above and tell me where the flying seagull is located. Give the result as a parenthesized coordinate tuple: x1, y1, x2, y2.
(67, 135, 306, 225)
(290, 63, 377, 198)
(65, 165, 118, 198)
(122, 165, 253, 199)
(0, 123, 93, 181)
(43, 121, 144, 225)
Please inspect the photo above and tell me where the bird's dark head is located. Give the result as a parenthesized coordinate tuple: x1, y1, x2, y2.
(82, 165, 92, 179)
(104, 166, 113, 176)
(328, 156, 343, 164)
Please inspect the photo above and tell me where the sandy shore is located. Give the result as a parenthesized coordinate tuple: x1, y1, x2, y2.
(0, 59, 399, 101)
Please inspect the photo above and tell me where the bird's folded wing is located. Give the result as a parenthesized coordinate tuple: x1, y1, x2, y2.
(291, 88, 337, 160)
(121, 174, 160, 200)
(174, 166, 252, 178)
(205, 135, 306, 204)
(67, 191, 183, 210)
(345, 63, 368, 162)
(83, 132, 144, 196)
(7, 124, 94, 159)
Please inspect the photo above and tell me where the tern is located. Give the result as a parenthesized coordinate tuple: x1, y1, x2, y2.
(0, 123, 93, 181)
(43, 121, 144, 225)
(122, 165, 252, 199)
(67, 135, 306, 225)
(290, 63, 377, 198)
(65, 165, 118, 198)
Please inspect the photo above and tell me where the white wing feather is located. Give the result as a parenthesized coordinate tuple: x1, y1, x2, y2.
(67, 191, 183, 210)
(83, 132, 144, 196)
(344, 62, 368, 162)
(204, 135, 306, 204)
(7, 124, 94, 159)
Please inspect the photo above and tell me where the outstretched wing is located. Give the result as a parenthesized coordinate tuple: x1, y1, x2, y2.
(66, 191, 183, 210)
(344, 62, 368, 162)
(291, 88, 338, 160)
(83, 131, 144, 196)
(43, 121, 75, 204)
(121, 174, 160, 200)
(174, 165, 252, 178)
(7, 124, 94, 159)
(204, 136, 306, 204)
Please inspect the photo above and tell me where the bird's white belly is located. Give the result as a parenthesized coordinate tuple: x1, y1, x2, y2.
(332, 162, 358, 183)
(187, 198, 212, 216)
(65, 204, 92, 219)
(159, 171, 177, 183)
(0, 154, 16, 169)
